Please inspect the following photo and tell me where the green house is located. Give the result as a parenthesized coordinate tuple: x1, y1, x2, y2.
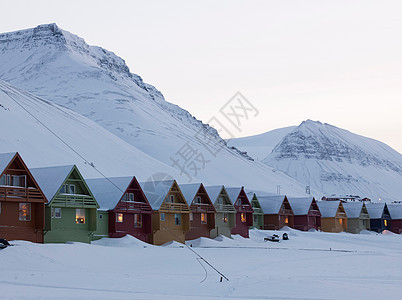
(247, 191, 264, 229)
(30, 165, 99, 243)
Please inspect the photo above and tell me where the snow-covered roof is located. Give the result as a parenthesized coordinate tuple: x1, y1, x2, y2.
(342, 202, 364, 219)
(287, 197, 315, 215)
(86, 176, 133, 211)
(205, 185, 229, 204)
(30, 165, 75, 202)
(317, 201, 341, 218)
(0, 152, 16, 175)
(179, 183, 202, 205)
(225, 187, 242, 203)
(139, 180, 175, 210)
(385, 204, 402, 220)
(365, 203, 386, 219)
(258, 196, 286, 214)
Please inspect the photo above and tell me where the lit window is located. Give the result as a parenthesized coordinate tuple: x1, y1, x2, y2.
(128, 193, 134, 202)
(76, 209, 85, 224)
(223, 213, 228, 223)
(52, 207, 62, 218)
(175, 213, 181, 225)
(19, 203, 31, 221)
(241, 213, 246, 222)
(116, 213, 123, 223)
(201, 213, 207, 224)
(384, 220, 387, 227)
(134, 214, 142, 228)
(160, 213, 165, 221)
(285, 217, 289, 224)
(190, 212, 193, 221)
(339, 218, 343, 225)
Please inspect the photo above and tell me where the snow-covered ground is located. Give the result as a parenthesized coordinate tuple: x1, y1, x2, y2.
(1, 229, 401, 299)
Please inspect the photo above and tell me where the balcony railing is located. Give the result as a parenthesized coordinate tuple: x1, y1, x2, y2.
(0, 186, 44, 202)
(160, 202, 190, 212)
(119, 201, 152, 213)
(214, 204, 237, 213)
(191, 203, 215, 213)
(52, 194, 97, 207)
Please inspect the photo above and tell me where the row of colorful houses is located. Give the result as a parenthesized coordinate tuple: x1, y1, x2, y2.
(1, 152, 401, 245)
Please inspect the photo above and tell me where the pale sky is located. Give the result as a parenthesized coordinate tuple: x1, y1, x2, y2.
(2, 0, 402, 153)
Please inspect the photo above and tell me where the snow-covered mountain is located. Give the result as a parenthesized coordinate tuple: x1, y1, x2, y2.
(0, 24, 308, 195)
(229, 120, 402, 202)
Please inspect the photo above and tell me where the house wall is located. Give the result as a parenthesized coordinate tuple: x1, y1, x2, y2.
(390, 219, 402, 234)
(92, 211, 109, 241)
(0, 201, 44, 243)
(370, 218, 391, 233)
(109, 210, 152, 242)
(185, 212, 214, 241)
(346, 218, 370, 234)
(210, 212, 235, 238)
(263, 214, 279, 230)
(151, 211, 189, 245)
(252, 213, 264, 229)
(44, 206, 97, 243)
(231, 212, 252, 238)
(321, 217, 347, 233)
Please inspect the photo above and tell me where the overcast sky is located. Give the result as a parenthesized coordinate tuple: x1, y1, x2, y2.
(2, 0, 402, 153)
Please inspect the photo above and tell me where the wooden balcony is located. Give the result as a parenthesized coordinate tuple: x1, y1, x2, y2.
(235, 204, 254, 213)
(190, 203, 215, 213)
(214, 203, 237, 213)
(52, 194, 97, 208)
(160, 202, 190, 213)
(0, 186, 44, 202)
(118, 201, 153, 213)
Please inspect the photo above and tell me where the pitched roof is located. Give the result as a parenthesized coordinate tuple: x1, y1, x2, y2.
(225, 187, 242, 203)
(287, 197, 315, 215)
(0, 152, 17, 175)
(86, 176, 133, 210)
(258, 195, 286, 214)
(317, 201, 341, 218)
(139, 180, 175, 210)
(179, 183, 202, 205)
(342, 202, 364, 219)
(205, 185, 229, 204)
(386, 204, 402, 219)
(30, 165, 75, 202)
(365, 203, 386, 219)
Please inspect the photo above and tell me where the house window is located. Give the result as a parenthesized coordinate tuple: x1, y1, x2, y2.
(128, 193, 134, 202)
(223, 213, 228, 223)
(160, 213, 165, 221)
(384, 219, 387, 227)
(0, 174, 5, 185)
(175, 213, 181, 226)
(194, 196, 201, 204)
(61, 184, 75, 194)
(254, 215, 258, 222)
(284, 217, 289, 224)
(116, 213, 123, 223)
(201, 213, 207, 224)
(190, 212, 193, 221)
(339, 218, 343, 225)
(217, 197, 224, 205)
(52, 207, 62, 218)
(19, 203, 31, 221)
(12, 175, 26, 187)
(69, 184, 75, 194)
(236, 199, 241, 205)
(241, 213, 246, 223)
(99, 214, 103, 219)
(76, 209, 85, 224)
(167, 195, 174, 203)
(134, 214, 142, 228)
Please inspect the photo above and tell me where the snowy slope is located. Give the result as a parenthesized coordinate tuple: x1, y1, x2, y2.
(0, 24, 308, 195)
(0, 79, 181, 180)
(230, 120, 402, 201)
(227, 126, 295, 160)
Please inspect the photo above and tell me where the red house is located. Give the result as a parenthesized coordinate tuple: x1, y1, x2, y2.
(387, 204, 402, 234)
(287, 197, 321, 231)
(226, 187, 253, 238)
(259, 195, 294, 230)
(87, 176, 152, 242)
(180, 183, 216, 241)
(0, 152, 47, 243)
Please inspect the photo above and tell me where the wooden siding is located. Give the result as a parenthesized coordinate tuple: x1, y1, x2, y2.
(0, 153, 46, 243)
